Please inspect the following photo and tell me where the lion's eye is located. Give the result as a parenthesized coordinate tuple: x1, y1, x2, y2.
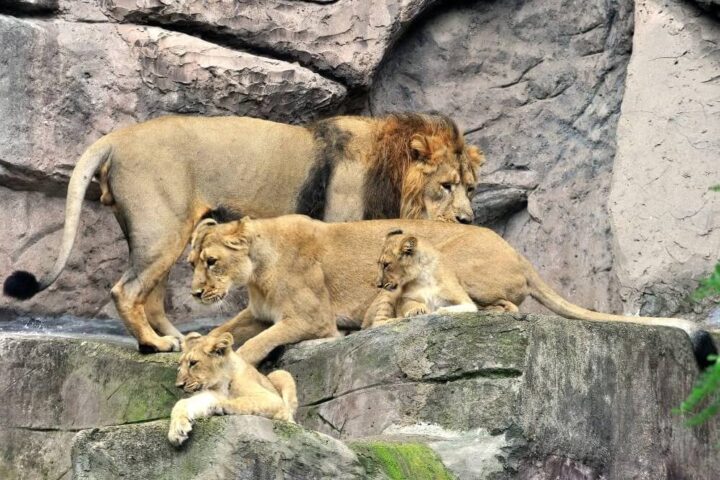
(441, 182, 454, 192)
(383, 262, 390, 270)
(206, 258, 217, 267)
(467, 186, 475, 195)
(189, 360, 198, 368)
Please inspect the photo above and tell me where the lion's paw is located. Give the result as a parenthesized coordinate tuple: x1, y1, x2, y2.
(168, 416, 192, 447)
(404, 307, 427, 317)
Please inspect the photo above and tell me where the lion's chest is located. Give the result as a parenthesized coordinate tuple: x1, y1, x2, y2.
(249, 296, 283, 323)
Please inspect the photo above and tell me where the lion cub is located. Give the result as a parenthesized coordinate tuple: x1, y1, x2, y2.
(363, 229, 490, 328)
(168, 332, 298, 446)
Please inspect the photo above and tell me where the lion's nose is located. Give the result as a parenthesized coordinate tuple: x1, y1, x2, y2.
(175, 380, 186, 389)
(376, 280, 383, 288)
(191, 290, 203, 299)
(456, 214, 472, 225)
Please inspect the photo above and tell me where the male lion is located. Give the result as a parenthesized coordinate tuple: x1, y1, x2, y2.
(190, 214, 714, 367)
(168, 332, 297, 447)
(3, 113, 484, 353)
(362, 230, 479, 329)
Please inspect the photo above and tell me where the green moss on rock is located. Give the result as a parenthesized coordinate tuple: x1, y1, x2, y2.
(351, 440, 455, 480)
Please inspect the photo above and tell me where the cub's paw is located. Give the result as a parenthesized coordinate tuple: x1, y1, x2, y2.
(168, 416, 192, 447)
(404, 306, 427, 317)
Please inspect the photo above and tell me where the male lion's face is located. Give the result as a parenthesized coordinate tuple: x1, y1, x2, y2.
(188, 220, 252, 304)
(375, 232, 422, 291)
(406, 136, 484, 224)
(175, 332, 234, 393)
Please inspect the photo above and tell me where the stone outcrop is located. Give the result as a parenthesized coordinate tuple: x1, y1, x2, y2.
(2, 314, 717, 479)
(72, 417, 373, 480)
(609, 0, 720, 319)
(101, 0, 439, 87)
(0, 334, 180, 479)
(275, 313, 719, 479)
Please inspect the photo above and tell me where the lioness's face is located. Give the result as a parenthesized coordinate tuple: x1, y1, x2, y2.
(175, 332, 233, 393)
(375, 233, 421, 291)
(407, 136, 483, 224)
(188, 222, 252, 304)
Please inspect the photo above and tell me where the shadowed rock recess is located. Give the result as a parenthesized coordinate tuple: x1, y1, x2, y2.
(2, 314, 718, 479)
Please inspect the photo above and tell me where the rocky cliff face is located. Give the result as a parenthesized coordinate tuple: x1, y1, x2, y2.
(2, 314, 718, 479)
(0, 0, 718, 326)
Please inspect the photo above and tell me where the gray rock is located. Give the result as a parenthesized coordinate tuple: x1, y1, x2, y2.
(0, 16, 345, 196)
(274, 313, 719, 479)
(275, 314, 527, 438)
(369, 0, 634, 314)
(609, 0, 720, 320)
(0, 334, 181, 479)
(71, 416, 372, 480)
(102, 0, 439, 87)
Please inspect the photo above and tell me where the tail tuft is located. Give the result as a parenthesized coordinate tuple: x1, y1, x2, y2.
(690, 330, 718, 370)
(3, 271, 40, 300)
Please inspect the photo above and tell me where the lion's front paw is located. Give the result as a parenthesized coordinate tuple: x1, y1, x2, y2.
(404, 306, 427, 317)
(168, 415, 192, 447)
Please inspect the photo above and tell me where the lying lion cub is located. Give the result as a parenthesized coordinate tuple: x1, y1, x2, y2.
(363, 230, 482, 329)
(168, 332, 297, 447)
(189, 214, 713, 367)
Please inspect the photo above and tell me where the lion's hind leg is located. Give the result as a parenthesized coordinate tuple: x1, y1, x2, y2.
(267, 370, 298, 422)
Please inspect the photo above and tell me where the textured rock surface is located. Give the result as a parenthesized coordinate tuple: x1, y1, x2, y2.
(1, 0, 57, 12)
(0, 334, 180, 479)
(1, 314, 718, 479)
(102, 0, 438, 87)
(72, 416, 372, 480)
(369, 0, 634, 315)
(609, 0, 720, 319)
(275, 313, 720, 479)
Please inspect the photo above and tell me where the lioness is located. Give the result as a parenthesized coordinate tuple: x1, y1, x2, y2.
(190, 214, 714, 367)
(362, 230, 480, 329)
(168, 332, 297, 447)
(3, 113, 484, 353)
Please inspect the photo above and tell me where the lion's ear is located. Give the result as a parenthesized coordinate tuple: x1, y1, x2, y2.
(222, 236, 247, 251)
(191, 218, 218, 248)
(209, 332, 234, 356)
(182, 332, 203, 351)
(465, 145, 486, 168)
(401, 236, 417, 255)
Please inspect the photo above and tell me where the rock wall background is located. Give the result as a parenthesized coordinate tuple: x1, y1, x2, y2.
(1, 0, 718, 325)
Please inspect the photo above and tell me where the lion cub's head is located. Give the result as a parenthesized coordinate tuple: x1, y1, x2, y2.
(375, 229, 437, 291)
(188, 218, 252, 304)
(175, 332, 235, 393)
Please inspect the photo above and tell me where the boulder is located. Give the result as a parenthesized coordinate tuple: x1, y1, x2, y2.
(609, 0, 720, 320)
(0, 334, 180, 479)
(369, 0, 634, 315)
(0, 15, 346, 196)
(275, 313, 720, 479)
(72, 416, 374, 480)
(102, 0, 439, 87)
(1, 0, 58, 13)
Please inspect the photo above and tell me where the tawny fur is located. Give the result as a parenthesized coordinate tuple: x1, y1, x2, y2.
(168, 332, 297, 447)
(189, 215, 703, 366)
(363, 232, 482, 329)
(5, 113, 484, 354)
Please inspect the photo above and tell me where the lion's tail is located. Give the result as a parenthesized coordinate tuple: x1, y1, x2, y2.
(3, 142, 112, 300)
(523, 259, 717, 369)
